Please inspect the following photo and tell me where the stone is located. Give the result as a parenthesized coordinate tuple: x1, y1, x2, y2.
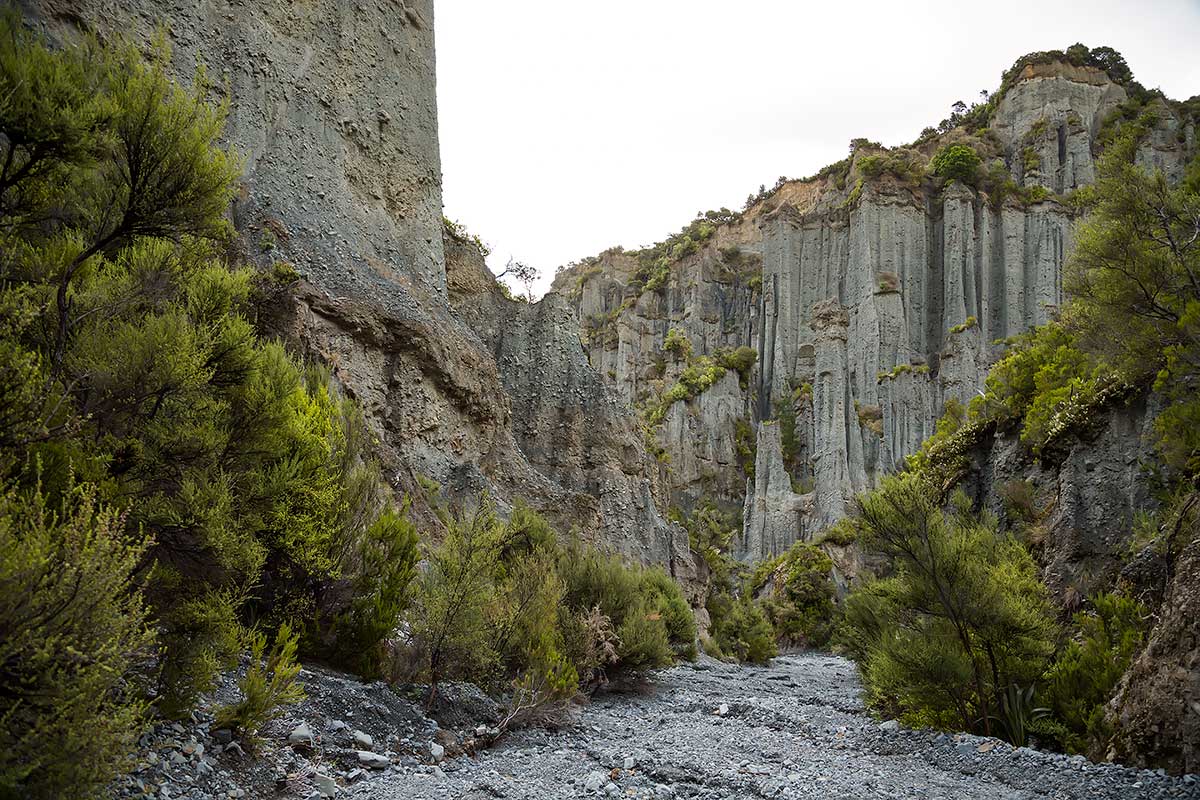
(429, 742, 445, 762)
(622, 756, 635, 770)
(716, 703, 729, 717)
(357, 751, 391, 770)
(878, 720, 900, 732)
(314, 772, 337, 798)
(289, 722, 315, 747)
(583, 771, 606, 791)
(351, 730, 373, 749)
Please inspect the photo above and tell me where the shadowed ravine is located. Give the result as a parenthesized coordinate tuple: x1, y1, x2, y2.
(351, 654, 1198, 800)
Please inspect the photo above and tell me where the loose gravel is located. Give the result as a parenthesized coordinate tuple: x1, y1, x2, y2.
(350, 653, 1200, 800)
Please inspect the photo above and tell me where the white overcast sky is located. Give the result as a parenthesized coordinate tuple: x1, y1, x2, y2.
(435, 0, 1200, 296)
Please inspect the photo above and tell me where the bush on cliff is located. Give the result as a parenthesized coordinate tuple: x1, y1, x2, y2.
(929, 143, 982, 185)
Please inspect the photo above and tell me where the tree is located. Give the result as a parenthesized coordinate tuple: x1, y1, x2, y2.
(409, 498, 504, 706)
(495, 256, 540, 298)
(1066, 132, 1200, 474)
(843, 475, 1057, 737)
(929, 143, 982, 185)
(0, 17, 415, 722)
(0, 480, 153, 799)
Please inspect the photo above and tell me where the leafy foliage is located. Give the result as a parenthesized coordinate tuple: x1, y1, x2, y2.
(404, 498, 696, 713)
(213, 623, 305, 743)
(0, 18, 420, 778)
(707, 592, 777, 664)
(929, 144, 982, 185)
(1040, 593, 1147, 754)
(840, 476, 1058, 738)
(0, 480, 153, 799)
(755, 542, 835, 646)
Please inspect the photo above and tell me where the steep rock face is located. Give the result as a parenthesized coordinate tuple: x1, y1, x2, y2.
(447, 241, 699, 589)
(953, 393, 1200, 774)
(27, 0, 446, 304)
(1109, 503, 1200, 776)
(555, 61, 1194, 563)
(24, 0, 698, 585)
(957, 395, 1161, 601)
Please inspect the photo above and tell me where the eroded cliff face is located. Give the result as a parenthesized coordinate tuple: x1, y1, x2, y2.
(554, 62, 1195, 564)
(23, 0, 701, 588)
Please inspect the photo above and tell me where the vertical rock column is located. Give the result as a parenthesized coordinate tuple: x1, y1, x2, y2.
(810, 299, 857, 530)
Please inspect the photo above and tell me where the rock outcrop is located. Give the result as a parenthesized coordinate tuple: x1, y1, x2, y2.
(554, 60, 1196, 563)
(22, 0, 701, 588)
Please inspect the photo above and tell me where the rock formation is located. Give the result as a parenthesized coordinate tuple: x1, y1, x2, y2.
(554, 61, 1195, 564)
(21, 0, 699, 590)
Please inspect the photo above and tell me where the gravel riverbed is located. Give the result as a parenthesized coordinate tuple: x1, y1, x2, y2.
(351, 653, 1199, 800)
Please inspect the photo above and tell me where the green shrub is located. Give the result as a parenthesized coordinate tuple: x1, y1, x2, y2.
(708, 593, 777, 664)
(715, 346, 758, 385)
(663, 327, 692, 361)
(1041, 593, 1147, 753)
(615, 596, 674, 669)
(929, 143, 982, 185)
(817, 520, 857, 547)
(325, 504, 419, 677)
(407, 499, 503, 704)
(0, 480, 153, 800)
(856, 148, 925, 184)
(641, 569, 699, 660)
(213, 623, 305, 743)
(842, 475, 1058, 739)
(734, 417, 757, 481)
(759, 543, 835, 646)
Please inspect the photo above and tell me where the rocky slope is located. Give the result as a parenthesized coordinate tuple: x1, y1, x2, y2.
(552, 60, 1196, 562)
(21, 0, 699, 586)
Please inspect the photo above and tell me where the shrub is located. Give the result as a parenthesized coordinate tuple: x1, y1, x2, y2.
(1040, 593, 1147, 754)
(641, 569, 699, 660)
(708, 593, 777, 664)
(0, 481, 153, 799)
(214, 623, 305, 743)
(715, 346, 758, 387)
(856, 148, 925, 185)
(734, 417, 757, 481)
(663, 327, 692, 361)
(929, 143, 982, 185)
(842, 475, 1058, 738)
(759, 543, 835, 646)
(407, 499, 503, 705)
(325, 504, 419, 677)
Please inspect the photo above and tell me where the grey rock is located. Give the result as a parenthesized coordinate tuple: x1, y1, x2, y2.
(289, 722, 315, 747)
(357, 751, 390, 770)
(314, 772, 337, 798)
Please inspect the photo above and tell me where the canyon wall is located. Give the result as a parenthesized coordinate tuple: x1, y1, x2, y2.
(22, 0, 699, 589)
(554, 62, 1195, 563)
